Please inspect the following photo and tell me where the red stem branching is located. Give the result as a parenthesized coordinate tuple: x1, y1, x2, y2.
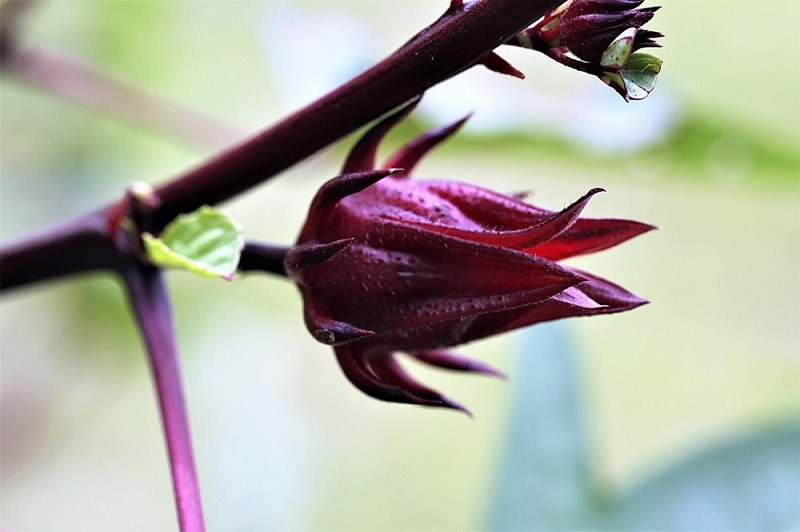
(0, 209, 124, 290)
(0, 0, 563, 292)
(150, 0, 563, 228)
(0, 2, 565, 529)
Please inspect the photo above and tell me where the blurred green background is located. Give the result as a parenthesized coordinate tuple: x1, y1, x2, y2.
(1, 1, 798, 530)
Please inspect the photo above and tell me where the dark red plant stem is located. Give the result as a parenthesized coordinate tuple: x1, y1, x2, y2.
(150, 0, 563, 229)
(542, 49, 604, 75)
(0, 209, 122, 291)
(505, 33, 603, 76)
(124, 264, 205, 532)
(239, 243, 289, 277)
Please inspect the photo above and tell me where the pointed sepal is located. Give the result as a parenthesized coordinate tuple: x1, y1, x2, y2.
(284, 238, 353, 274)
(303, 293, 374, 345)
(382, 188, 604, 251)
(480, 51, 525, 79)
(412, 350, 507, 379)
(383, 115, 471, 175)
(369, 355, 471, 415)
(341, 98, 420, 173)
(310, 169, 403, 213)
(335, 347, 471, 414)
(533, 218, 656, 261)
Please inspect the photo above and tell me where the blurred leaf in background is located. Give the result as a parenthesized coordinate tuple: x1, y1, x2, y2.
(488, 323, 800, 530)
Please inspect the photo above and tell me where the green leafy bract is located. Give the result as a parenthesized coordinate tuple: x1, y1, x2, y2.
(620, 52, 663, 99)
(603, 52, 663, 101)
(142, 206, 244, 281)
(600, 27, 635, 70)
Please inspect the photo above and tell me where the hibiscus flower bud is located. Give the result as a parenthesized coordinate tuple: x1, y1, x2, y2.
(506, 0, 663, 101)
(554, 0, 660, 63)
(286, 103, 654, 413)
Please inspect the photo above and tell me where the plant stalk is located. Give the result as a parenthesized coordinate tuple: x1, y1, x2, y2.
(0, 0, 563, 292)
(0, 209, 121, 291)
(124, 265, 206, 532)
(150, 0, 563, 229)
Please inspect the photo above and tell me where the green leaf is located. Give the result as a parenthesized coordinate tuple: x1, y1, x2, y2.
(620, 53, 663, 100)
(486, 323, 598, 530)
(607, 423, 800, 530)
(485, 324, 800, 531)
(602, 52, 663, 101)
(142, 206, 244, 280)
(623, 52, 664, 76)
(601, 71, 628, 98)
(600, 27, 635, 69)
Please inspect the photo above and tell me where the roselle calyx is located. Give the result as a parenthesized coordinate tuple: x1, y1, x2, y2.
(543, 0, 661, 63)
(506, 0, 663, 101)
(285, 104, 654, 412)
